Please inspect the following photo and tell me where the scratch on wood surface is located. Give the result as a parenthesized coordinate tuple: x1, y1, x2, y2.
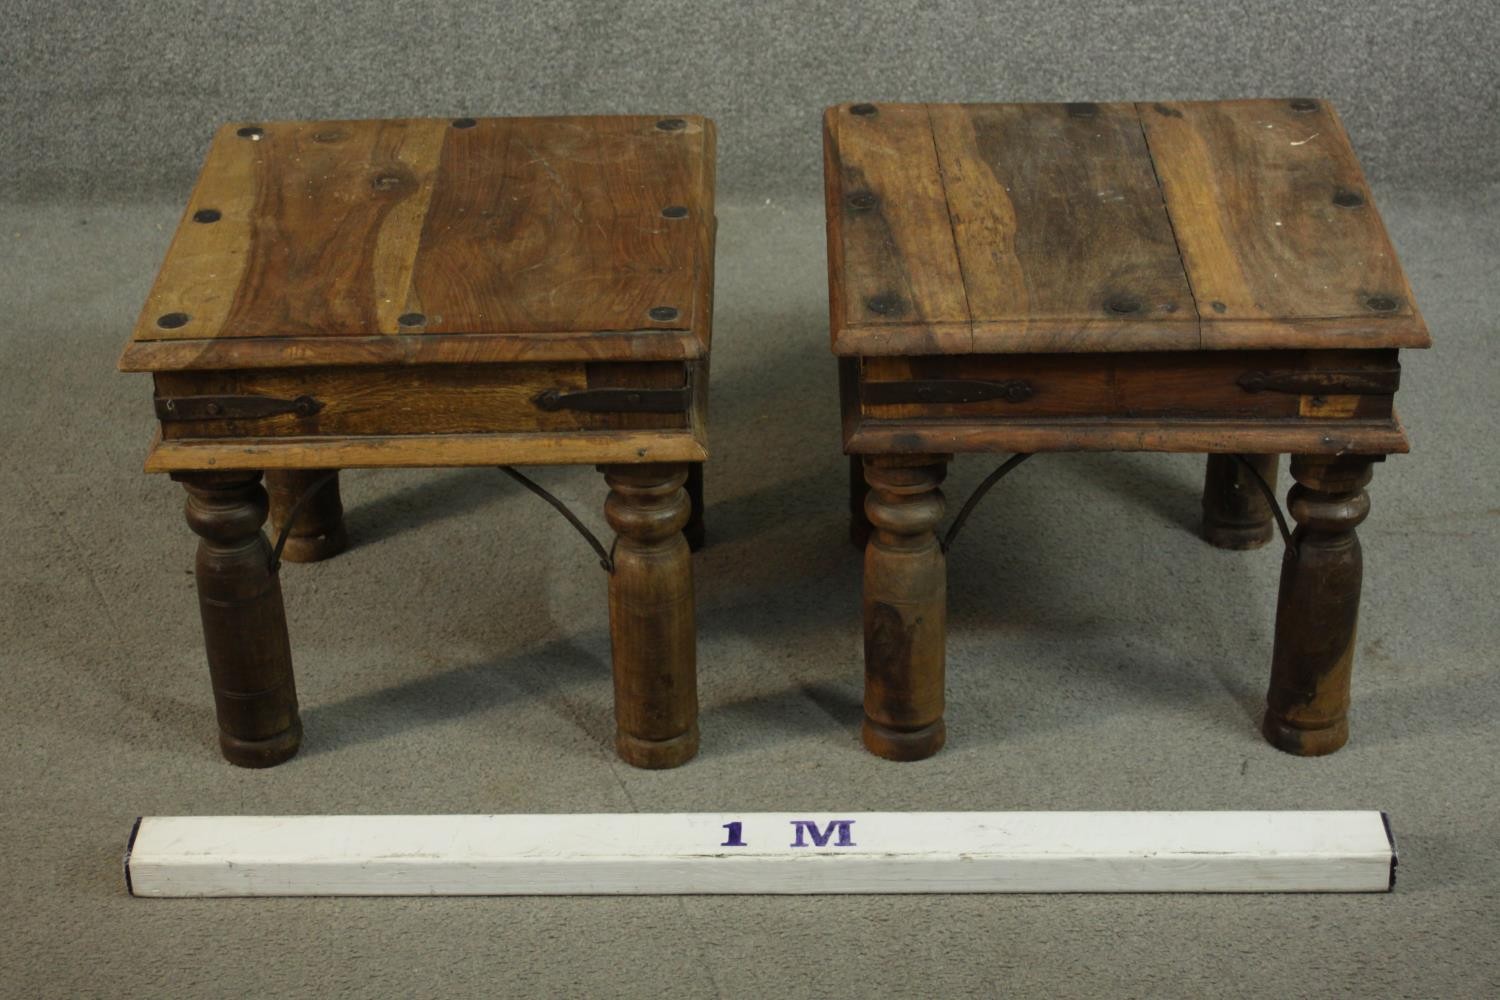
(1290, 132, 1321, 146)
(514, 253, 563, 275)
(522, 142, 566, 190)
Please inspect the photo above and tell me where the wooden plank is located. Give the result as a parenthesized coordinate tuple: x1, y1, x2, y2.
(846, 415, 1410, 456)
(928, 103, 1198, 352)
(136, 119, 450, 343)
(131, 122, 267, 346)
(824, 104, 972, 355)
(126, 811, 1396, 897)
(127, 116, 714, 367)
(1141, 99, 1430, 350)
(142, 428, 707, 472)
(118, 328, 703, 371)
(410, 116, 706, 336)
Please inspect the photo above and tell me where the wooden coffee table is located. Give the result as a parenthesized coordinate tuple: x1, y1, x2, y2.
(824, 99, 1428, 761)
(121, 115, 716, 769)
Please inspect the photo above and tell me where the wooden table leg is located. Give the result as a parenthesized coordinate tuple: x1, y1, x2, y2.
(266, 469, 348, 563)
(603, 463, 699, 768)
(849, 454, 872, 549)
(861, 455, 948, 761)
(1201, 454, 1278, 549)
(1263, 455, 1375, 756)
(175, 471, 301, 767)
(683, 462, 706, 552)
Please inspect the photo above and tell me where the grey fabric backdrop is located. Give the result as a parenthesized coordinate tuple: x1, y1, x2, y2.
(4, 0, 1497, 198)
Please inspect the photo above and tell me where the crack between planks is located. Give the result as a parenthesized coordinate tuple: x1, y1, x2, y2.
(1134, 102, 1204, 349)
(924, 104, 977, 352)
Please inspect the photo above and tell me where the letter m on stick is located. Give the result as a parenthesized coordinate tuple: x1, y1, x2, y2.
(789, 819, 856, 848)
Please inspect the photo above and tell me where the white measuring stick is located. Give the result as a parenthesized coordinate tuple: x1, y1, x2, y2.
(125, 811, 1396, 897)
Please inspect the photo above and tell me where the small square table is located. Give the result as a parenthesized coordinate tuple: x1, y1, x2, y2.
(121, 114, 716, 769)
(824, 99, 1428, 761)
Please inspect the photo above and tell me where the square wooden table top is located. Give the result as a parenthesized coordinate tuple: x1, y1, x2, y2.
(823, 99, 1430, 358)
(121, 115, 717, 374)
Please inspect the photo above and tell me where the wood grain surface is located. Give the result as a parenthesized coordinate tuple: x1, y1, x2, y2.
(844, 415, 1410, 456)
(849, 347, 1404, 455)
(824, 104, 971, 354)
(1264, 456, 1376, 755)
(143, 428, 708, 472)
(860, 350, 1397, 423)
(119, 327, 705, 372)
(1200, 453, 1279, 550)
(128, 116, 715, 370)
(928, 102, 1195, 351)
(153, 362, 687, 440)
(1142, 100, 1428, 350)
(175, 471, 301, 767)
(860, 456, 949, 761)
(266, 469, 348, 563)
(603, 464, 699, 768)
(826, 100, 1430, 355)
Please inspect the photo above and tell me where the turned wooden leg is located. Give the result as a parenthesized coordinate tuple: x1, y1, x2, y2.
(861, 455, 948, 761)
(175, 471, 301, 767)
(1202, 454, 1278, 549)
(266, 469, 347, 563)
(683, 462, 706, 552)
(603, 463, 699, 768)
(1263, 455, 1375, 756)
(849, 454, 873, 549)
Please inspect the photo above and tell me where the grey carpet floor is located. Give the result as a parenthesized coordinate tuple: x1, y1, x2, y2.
(1, 187, 1496, 997)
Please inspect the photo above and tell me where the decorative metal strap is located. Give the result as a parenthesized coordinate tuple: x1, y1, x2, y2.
(940, 453, 1033, 553)
(499, 466, 615, 573)
(933, 453, 1291, 557)
(1236, 369, 1398, 395)
(1231, 454, 1294, 552)
(158, 394, 323, 422)
(267, 469, 339, 574)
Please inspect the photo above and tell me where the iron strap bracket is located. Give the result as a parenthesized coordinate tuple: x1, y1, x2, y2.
(927, 453, 1292, 557)
(940, 453, 1034, 553)
(266, 469, 339, 574)
(862, 379, 1035, 406)
(157, 394, 323, 422)
(268, 468, 618, 573)
(534, 382, 691, 414)
(1236, 369, 1399, 395)
(1230, 454, 1295, 553)
(498, 466, 615, 573)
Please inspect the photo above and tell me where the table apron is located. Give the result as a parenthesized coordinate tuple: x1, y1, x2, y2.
(153, 361, 694, 442)
(856, 349, 1398, 422)
(845, 349, 1406, 455)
